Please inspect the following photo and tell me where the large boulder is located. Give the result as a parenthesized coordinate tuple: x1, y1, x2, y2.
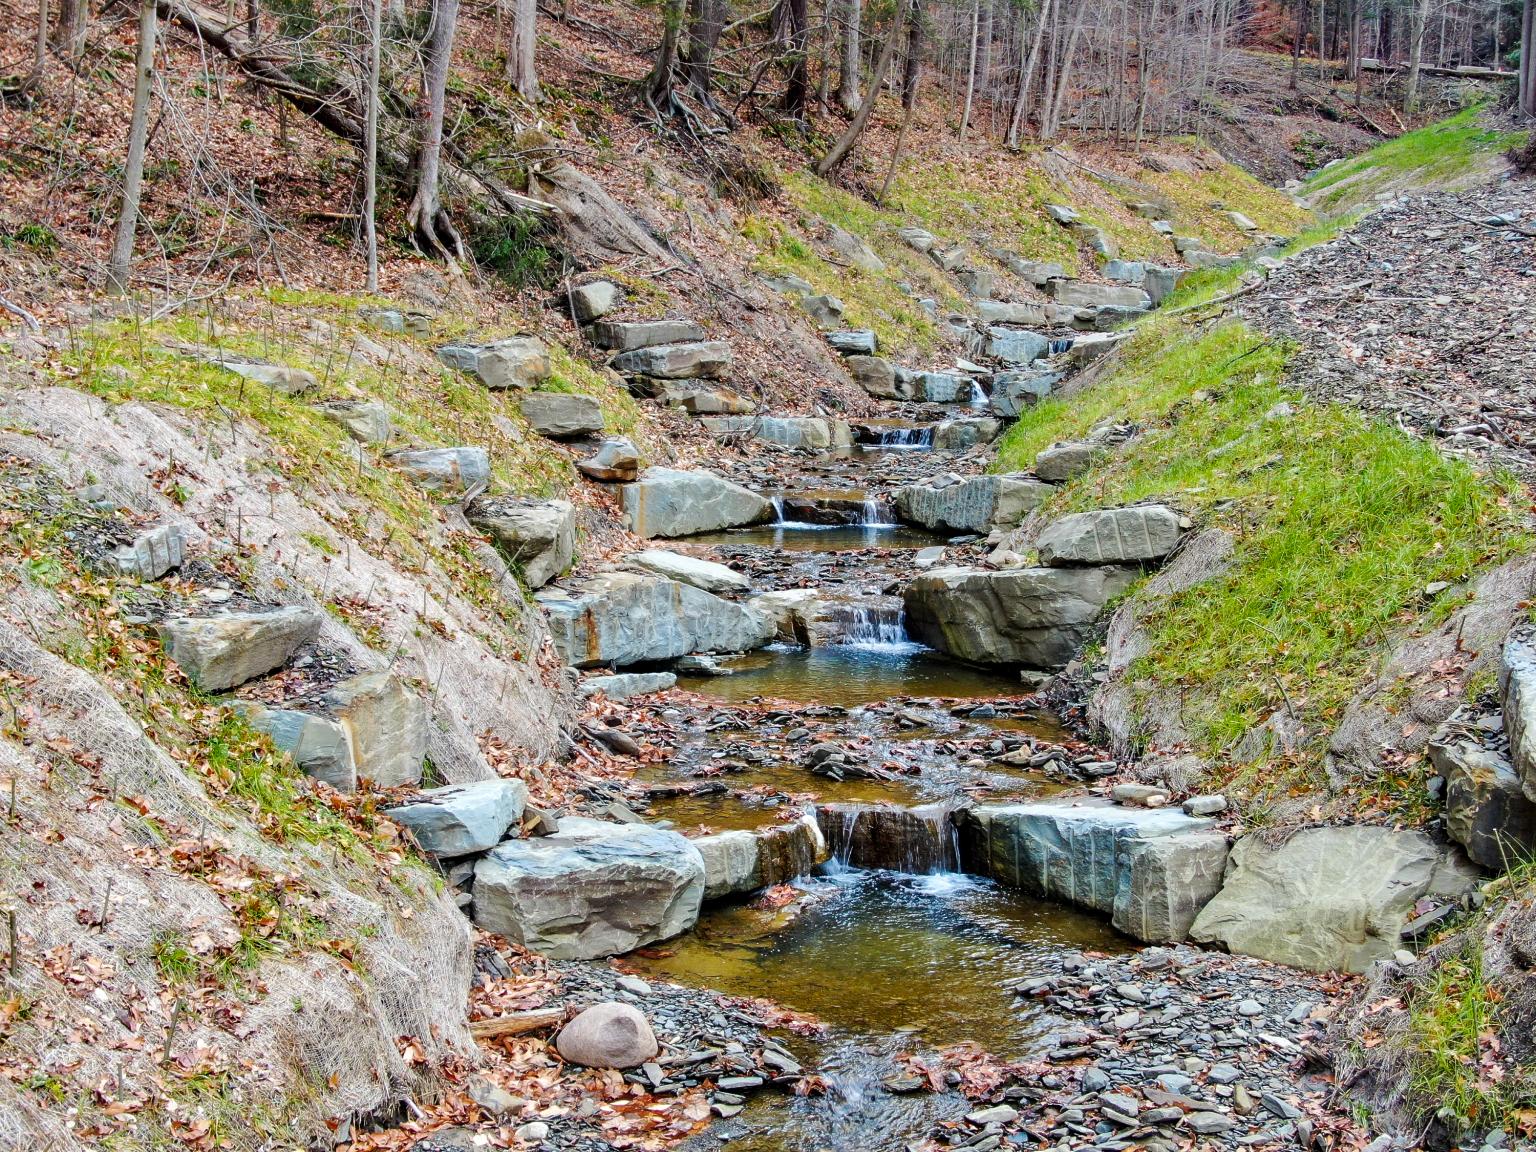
(537, 573, 775, 667)
(438, 337, 552, 390)
(472, 818, 706, 959)
(326, 671, 428, 788)
(693, 809, 826, 900)
(159, 606, 321, 691)
(656, 384, 753, 415)
(894, 474, 1052, 534)
(700, 416, 848, 450)
(933, 417, 1002, 451)
(1189, 826, 1479, 972)
(570, 281, 621, 323)
(232, 703, 355, 791)
(590, 319, 705, 351)
(580, 672, 678, 700)
(1502, 634, 1536, 801)
(1035, 505, 1183, 566)
(468, 497, 576, 589)
(624, 549, 751, 595)
(985, 328, 1051, 365)
(904, 565, 1138, 667)
(1431, 740, 1536, 871)
(556, 1003, 659, 1069)
(389, 447, 491, 495)
(914, 372, 963, 403)
(958, 800, 1228, 942)
(846, 355, 911, 400)
(991, 370, 1064, 419)
(1046, 281, 1152, 311)
(610, 342, 731, 380)
(576, 437, 641, 483)
(976, 301, 1068, 327)
(622, 468, 773, 538)
(385, 779, 528, 857)
(519, 393, 604, 439)
(827, 330, 877, 356)
(1034, 441, 1101, 483)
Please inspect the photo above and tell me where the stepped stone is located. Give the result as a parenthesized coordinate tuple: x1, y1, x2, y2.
(590, 319, 705, 352)
(899, 226, 936, 252)
(827, 225, 885, 272)
(1103, 260, 1145, 284)
(610, 342, 732, 380)
(473, 818, 705, 959)
(957, 269, 994, 299)
(538, 572, 775, 667)
(577, 437, 641, 483)
(389, 447, 491, 494)
(752, 416, 850, 450)
(915, 372, 963, 403)
(985, 328, 1051, 365)
(580, 672, 678, 700)
(818, 802, 959, 873)
(386, 779, 528, 857)
(1008, 258, 1068, 286)
(976, 301, 1073, 326)
(556, 1003, 659, 1069)
(437, 337, 552, 390)
(1173, 235, 1206, 254)
(654, 384, 753, 415)
(1036, 505, 1183, 566)
(570, 281, 621, 323)
(320, 400, 392, 443)
(904, 565, 1138, 667)
(958, 800, 1227, 942)
(1190, 826, 1479, 972)
(468, 497, 575, 588)
(846, 355, 911, 400)
(209, 357, 318, 395)
(232, 703, 355, 791)
(1075, 224, 1118, 259)
(1502, 635, 1536, 801)
(113, 524, 185, 581)
(933, 417, 1002, 451)
(625, 549, 751, 594)
(1432, 740, 1536, 870)
(799, 294, 846, 327)
(160, 606, 321, 691)
(895, 474, 1051, 533)
(1142, 266, 1185, 305)
(519, 392, 604, 439)
(1045, 204, 1081, 225)
(361, 308, 432, 335)
(1034, 441, 1101, 483)
(693, 809, 826, 900)
(1046, 280, 1152, 311)
(622, 468, 772, 538)
(931, 245, 969, 272)
(326, 671, 428, 788)
(1187, 250, 1240, 270)
(990, 370, 1063, 419)
(827, 330, 877, 356)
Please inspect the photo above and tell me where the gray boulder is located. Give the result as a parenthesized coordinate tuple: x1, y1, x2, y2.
(1007, 258, 1068, 285)
(590, 319, 705, 351)
(580, 672, 678, 700)
(389, 447, 491, 495)
(985, 328, 1051, 365)
(846, 355, 910, 400)
(931, 245, 969, 272)
(519, 392, 604, 439)
(1046, 280, 1152, 311)
(1189, 826, 1479, 972)
(325, 671, 428, 788)
(360, 308, 431, 336)
(914, 372, 963, 403)
(576, 437, 641, 483)
(386, 779, 528, 857)
(472, 817, 705, 959)
(1502, 635, 1536, 801)
(827, 224, 884, 273)
(160, 606, 321, 691)
(895, 474, 1051, 534)
(625, 549, 751, 594)
(799, 294, 846, 328)
(570, 281, 621, 323)
(933, 417, 1002, 451)
(959, 800, 1227, 942)
(1045, 204, 1080, 225)
(991, 370, 1063, 419)
(320, 400, 392, 444)
(1074, 224, 1118, 260)
(654, 384, 753, 415)
(904, 565, 1138, 667)
(438, 337, 552, 390)
(1431, 740, 1536, 871)
(210, 357, 317, 395)
(468, 497, 576, 589)
(232, 703, 355, 791)
(113, 524, 185, 581)
(622, 468, 772, 537)
(898, 226, 936, 252)
(1034, 441, 1101, 483)
(827, 330, 877, 356)
(1103, 260, 1145, 284)
(1036, 505, 1183, 566)
(538, 573, 775, 667)
(693, 809, 826, 900)
(609, 342, 732, 380)
(957, 269, 994, 299)
(1142, 266, 1185, 306)
(701, 416, 848, 451)
(556, 1003, 659, 1069)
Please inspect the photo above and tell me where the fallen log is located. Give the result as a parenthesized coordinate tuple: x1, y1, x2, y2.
(469, 1008, 566, 1039)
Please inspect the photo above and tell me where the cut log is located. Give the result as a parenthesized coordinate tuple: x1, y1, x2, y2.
(469, 1007, 566, 1039)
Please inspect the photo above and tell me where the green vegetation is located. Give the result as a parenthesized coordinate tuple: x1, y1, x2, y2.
(1144, 163, 1314, 249)
(1305, 106, 1529, 213)
(994, 314, 1528, 807)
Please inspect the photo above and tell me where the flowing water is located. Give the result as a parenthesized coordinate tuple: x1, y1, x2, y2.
(682, 645, 1018, 705)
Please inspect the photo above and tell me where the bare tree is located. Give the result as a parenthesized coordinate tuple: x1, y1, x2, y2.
(1403, 0, 1429, 110)
(901, 0, 925, 107)
(107, 0, 158, 294)
(682, 0, 726, 105)
(1005, 0, 1053, 148)
(16, 0, 50, 97)
(1520, 0, 1534, 116)
(363, 0, 381, 291)
(407, 0, 464, 261)
(506, 0, 539, 100)
(644, 0, 685, 109)
(816, 0, 904, 174)
(838, 0, 862, 109)
(53, 0, 88, 64)
(958, 0, 980, 137)
(781, 0, 811, 117)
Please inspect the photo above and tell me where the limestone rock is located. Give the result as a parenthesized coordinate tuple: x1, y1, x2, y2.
(1189, 826, 1479, 972)
(386, 779, 528, 857)
(160, 606, 320, 691)
(519, 393, 604, 439)
(360, 308, 432, 336)
(985, 328, 1051, 365)
(914, 372, 963, 403)
(1045, 204, 1080, 225)
(1046, 280, 1152, 311)
(933, 417, 1002, 451)
(609, 341, 732, 380)
(1103, 260, 1146, 284)
(555, 1003, 659, 1069)
(903, 565, 1138, 667)
(991, 370, 1063, 419)
(326, 671, 428, 788)
(827, 224, 884, 273)
(846, 355, 910, 400)
(1034, 441, 1101, 483)
(1501, 635, 1536, 802)
(538, 573, 775, 667)
(576, 437, 642, 483)
(1142, 266, 1185, 306)
(957, 269, 994, 299)
(472, 818, 705, 959)
(438, 337, 552, 390)
(898, 227, 936, 252)
(693, 809, 826, 900)
(827, 330, 877, 356)
(625, 549, 751, 594)
(320, 400, 392, 443)
(1036, 506, 1183, 566)
(895, 474, 1051, 534)
(580, 672, 678, 700)
(655, 385, 753, 416)
(211, 357, 318, 395)
(1431, 740, 1536, 871)
(622, 468, 772, 538)
(799, 294, 845, 328)
(389, 447, 491, 495)
(590, 319, 705, 351)
(113, 524, 185, 581)
(232, 703, 356, 791)
(467, 497, 576, 589)
(570, 281, 621, 323)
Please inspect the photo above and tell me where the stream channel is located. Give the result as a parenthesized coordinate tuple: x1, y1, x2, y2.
(616, 425, 1141, 1150)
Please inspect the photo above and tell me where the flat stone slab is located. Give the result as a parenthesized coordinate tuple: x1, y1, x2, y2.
(1036, 506, 1183, 566)
(160, 606, 321, 691)
(590, 319, 705, 351)
(386, 779, 528, 857)
(625, 548, 751, 594)
(1046, 280, 1152, 311)
(1034, 441, 1101, 483)
(580, 672, 678, 700)
(610, 341, 732, 380)
(827, 330, 877, 356)
(389, 447, 491, 495)
(438, 337, 551, 390)
(468, 496, 576, 589)
(692, 809, 827, 900)
(985, 328, 1051, 366)
(895, 474, 1051, 534)
(622, 468, 773, 538)
(519, 392, 604, 439)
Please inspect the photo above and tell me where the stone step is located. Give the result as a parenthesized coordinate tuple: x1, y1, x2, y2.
(610, 341, 732, 380)
(590, 319, 706, 351)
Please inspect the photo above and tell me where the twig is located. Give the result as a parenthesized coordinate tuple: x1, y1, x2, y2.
(0, 294, 42, 333)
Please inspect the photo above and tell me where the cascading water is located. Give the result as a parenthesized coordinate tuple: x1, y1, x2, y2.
(876, 425, 934, 449)
(967, 379, 988, 408)
(857, 497, 897, 529)
(770, 494, 786, 525)
(816, 802, 963, 875)
(838, 602, 917, 651)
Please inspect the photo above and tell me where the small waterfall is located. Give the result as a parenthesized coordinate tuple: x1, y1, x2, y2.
(1049, 337, 1076, 356)
(770, 494, 786, 525)
(816, 803, 961, 875)
(857, 497, 896, 528)
(967, 379, 987, 408)
(839, 602, 913, 650)
(877, 425, 934, 449)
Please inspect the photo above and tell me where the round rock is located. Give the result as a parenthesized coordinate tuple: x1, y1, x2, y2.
(555, 1002, 659, 1069)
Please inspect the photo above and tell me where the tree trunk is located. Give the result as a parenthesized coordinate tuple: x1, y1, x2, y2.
(53, 0, 87, 63)
(681, 0, 725, 102)
(958, 0, 978, 137)
(363, 0, 381, 291)
(1290, 0, 1307, 89)
(974, 0, 991, 95)
(1521, 0, 1535, 116)
(644, 0, 685, 106)
(107, 0, 157, 294)
(1041, 0, 1084, 139)
(506, 0, 539, 100)
(1403, 0, 1427, 111)
(407, 0, 464, 261)
(900, 0, 923, 108)
(878, 77, 919, 202)
(17, 0, 50, 96)
(1004, 0, 1053, 147)
(782, 0, 810, 117)
(837, 0, 861, 109)
(816, 2, 901, 175)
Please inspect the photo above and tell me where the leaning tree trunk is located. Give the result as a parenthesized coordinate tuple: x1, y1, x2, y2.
(1004, 0, 1053, 148)
(107, 0, 157, 294)
(816, 1, 902, 175)
(363, 0, 382, 291)
(681, 0, 726, 103)
(506, 0, 539, 100)
(837, 0, 861, 110)
(407, 0, 465, 262)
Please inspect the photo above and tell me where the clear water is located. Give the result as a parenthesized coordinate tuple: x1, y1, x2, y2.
(684, 646, 1019, 706)
(688, 524, 943, 551)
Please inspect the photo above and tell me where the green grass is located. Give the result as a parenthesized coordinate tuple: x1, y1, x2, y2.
(1144, 164, 1314, 250)
(994, 317, 1529, 804)
(1305, 106, 1529, 213)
